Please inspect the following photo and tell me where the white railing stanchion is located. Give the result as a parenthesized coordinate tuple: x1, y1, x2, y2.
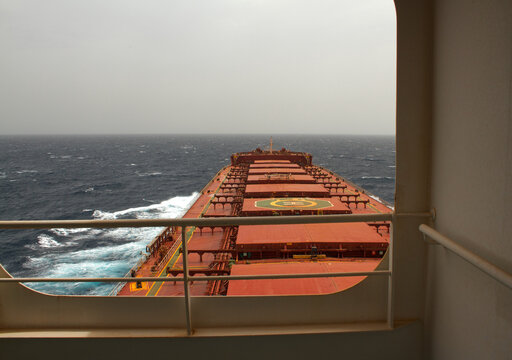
(386, 218, 395, 329)
(181, 226, 193, 335)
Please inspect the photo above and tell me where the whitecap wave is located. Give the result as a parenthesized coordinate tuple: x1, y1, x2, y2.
(368, 194, 395, 210)
(37, 234, 62, 248)
(0, 172, 6, 179)
(50, 228, 89, 237)
(24, 193, 199, 295)
(135, 171, 162, 177)
(361, 176, 394, 180)
(92, 193, 198, 220)
(16, 170, 38, 174)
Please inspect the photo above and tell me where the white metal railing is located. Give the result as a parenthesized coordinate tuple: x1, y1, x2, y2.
(0, 213, 393, 228)
(0, 213, 435, 335)
(1, 271, 391, 283)
(420, 224, 512, 290)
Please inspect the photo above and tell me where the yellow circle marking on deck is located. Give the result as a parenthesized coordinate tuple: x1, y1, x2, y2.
(270, 198, 318, 208)
(255, 198, 333, 210)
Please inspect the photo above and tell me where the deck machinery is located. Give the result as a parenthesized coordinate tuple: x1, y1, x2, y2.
(116, 148, 392, 297)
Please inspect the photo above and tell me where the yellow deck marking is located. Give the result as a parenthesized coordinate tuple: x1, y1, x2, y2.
(270, 198, 318, 208)
(367, 203, 381, 213)
(154, 274, 171, 296)
(147, 168, 230, 296)
(293, 254, 327, 259)
(146, 217, 199, 296)
(129, 279, 149, 292)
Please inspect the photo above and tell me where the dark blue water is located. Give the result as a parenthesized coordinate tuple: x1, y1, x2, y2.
(0, 135, 395, 295)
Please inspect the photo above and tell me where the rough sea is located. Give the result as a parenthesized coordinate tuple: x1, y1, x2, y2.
(0, 135, 395, 295)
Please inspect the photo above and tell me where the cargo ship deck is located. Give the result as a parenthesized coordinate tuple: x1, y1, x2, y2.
(116, 147, 392, 297)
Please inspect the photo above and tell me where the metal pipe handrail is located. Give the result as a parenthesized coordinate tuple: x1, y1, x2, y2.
(0, 270, 391, 283)
(419, 224, 512, 290)
(0, 213, 392, 229)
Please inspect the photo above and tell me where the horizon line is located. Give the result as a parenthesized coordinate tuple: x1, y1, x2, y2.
(0, 133, 396, 137)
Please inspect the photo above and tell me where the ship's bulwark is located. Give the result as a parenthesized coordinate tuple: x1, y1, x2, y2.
(117, 148, 392, 297)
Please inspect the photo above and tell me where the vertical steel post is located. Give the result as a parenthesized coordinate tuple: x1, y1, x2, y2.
(387, 217, 395, 329)
(181, 226, 192, 335)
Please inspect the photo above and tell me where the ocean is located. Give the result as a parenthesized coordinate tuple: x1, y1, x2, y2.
(0, 135, 395, 295)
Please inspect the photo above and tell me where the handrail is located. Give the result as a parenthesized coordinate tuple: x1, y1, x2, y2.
(0, 270, 391, 283)
(419, 224, 512, 290)
(0, 213, 393, 229)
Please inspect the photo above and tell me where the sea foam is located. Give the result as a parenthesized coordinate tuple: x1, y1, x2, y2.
(37, 234, 62, 248)
(24, 193, 199, 296)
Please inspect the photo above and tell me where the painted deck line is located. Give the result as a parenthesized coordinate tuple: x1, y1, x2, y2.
(146, 167, 231, 296)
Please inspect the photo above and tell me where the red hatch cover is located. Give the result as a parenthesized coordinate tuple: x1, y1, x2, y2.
(227, 260, 381, 295)
(236, 223, 386, 245)
(253, 160, 291, 164)
(246, 174, 316, 184)
(245, 184, 330, 198)
(250, 164, 300, 169)
(248, 168, 306, 175)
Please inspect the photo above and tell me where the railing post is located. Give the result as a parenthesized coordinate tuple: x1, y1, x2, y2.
(181, 226, 193, 335)
(387, 217, 395, 329)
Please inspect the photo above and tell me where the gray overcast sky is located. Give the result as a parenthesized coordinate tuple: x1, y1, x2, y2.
(0, 0, 396, 135)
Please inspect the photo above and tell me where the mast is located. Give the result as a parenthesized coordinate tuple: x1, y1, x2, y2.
(269, 137, 273, 154)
